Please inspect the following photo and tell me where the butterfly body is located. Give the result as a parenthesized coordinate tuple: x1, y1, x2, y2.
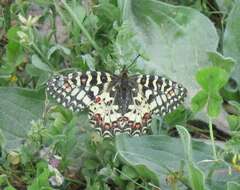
(47, 69, 187, 137)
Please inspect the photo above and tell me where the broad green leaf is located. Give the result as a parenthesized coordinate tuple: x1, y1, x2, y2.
(208, 52, 235, 73)
(227, 182, 240, 190)
(188, 162, 205, 190)
(223, 1, 240, 88)
(31, 54, 51, 72)
(119, 0, 219, 97)
(0, 87, 45, 151)
(116, 135, 240, 190)
(116, 135, 213, 189)
(191, 90, 208, 113)
(196, 67, 229, 92)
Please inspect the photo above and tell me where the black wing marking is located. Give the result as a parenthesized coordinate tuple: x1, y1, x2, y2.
(134, 75, 187, 116)
(47, 71, 113, 111)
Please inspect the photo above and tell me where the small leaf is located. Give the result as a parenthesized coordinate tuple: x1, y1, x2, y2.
(47, 44, 71, 60)
(84, 159, 99, 170)
(196, 67, 229, 92)
(26, 64, 42, 77)
(0, 174, 8, 185)
(188, 162, 205, 190)
(4, 187, 17, 190)
(207, 92, 223, 117)
(120, 165, 138, 180)
(28, 162, 51, 190)
(208, 52, 235, 73)
(227, 115, 240, 132)
(176, 125, 192, 161)
(126, 182, 135, 190)
(31, 54, 51, 72)
(6, 27, 24, 66)
(191, 90, 208, 113)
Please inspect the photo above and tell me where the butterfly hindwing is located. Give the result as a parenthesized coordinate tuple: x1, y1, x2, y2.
(47, 71, 113, 111)
(88, 90, 152, 137)
(135, 75, 187, 116)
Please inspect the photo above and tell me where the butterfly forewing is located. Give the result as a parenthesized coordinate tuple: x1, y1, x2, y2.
(134, 75, 187, 116)
(47, 71, 113, 111)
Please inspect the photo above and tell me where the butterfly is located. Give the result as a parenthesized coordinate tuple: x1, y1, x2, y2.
(47, 68, 187, 137)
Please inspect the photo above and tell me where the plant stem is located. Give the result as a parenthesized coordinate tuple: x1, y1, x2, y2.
(209, 117, 217, 160)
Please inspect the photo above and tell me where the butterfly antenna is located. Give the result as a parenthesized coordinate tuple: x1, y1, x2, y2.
(127, 54, 141, 70)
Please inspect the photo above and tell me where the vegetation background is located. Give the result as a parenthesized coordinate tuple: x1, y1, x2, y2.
(0, 0, 240, 189)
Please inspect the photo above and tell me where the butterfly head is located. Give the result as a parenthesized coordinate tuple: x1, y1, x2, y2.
(121, 65, 129, 78)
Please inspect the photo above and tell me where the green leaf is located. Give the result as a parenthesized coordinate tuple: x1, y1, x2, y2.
(47, 44, 71, 60)
(215, 0, 234, 13)
(191, 90, 208, 113)
(176, 126, 206, 190)
(6, 27, 24, 66)
(27, 162, 52, 190)
(227, 115, 240, 132)
(120, 0, 219, 97)
(223, 1, 240, 88)
(116, 135, 213, 189)
(26, 64, 42, 77)
(227, 182, 240, 190)
(84, 159, 99, 170)
(4, 187, 17, 190)
(196, 67, 229, 92)
(207, 92, 223, 117)
(0, 87, 45, 151)
(188, 162, 205, 190)
(31, 54, 52, 72)
(176, 125, 192, 160)
(208, 52, 235, 73)
(120, 165, 138, 180)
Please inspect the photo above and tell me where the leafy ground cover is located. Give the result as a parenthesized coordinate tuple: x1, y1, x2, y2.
(0, 0, 240, 189)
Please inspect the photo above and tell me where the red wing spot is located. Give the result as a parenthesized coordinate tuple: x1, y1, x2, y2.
(167, 90, 175, 98)
(63, 82, 72, 91)
(143, 113, 151, 124)
(134, 123, 141, 129)
(143, 113, 150, 120)
(94, 113, 102, 125)
(95, 96, 101, 103)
